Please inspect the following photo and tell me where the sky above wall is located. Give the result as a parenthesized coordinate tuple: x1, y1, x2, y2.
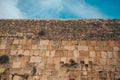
(0, 0, 120, 19)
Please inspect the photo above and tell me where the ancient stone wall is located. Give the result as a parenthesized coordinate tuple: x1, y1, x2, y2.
(0, 19, 120, 80)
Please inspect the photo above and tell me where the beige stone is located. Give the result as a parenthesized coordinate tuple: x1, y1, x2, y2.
(100, 59, 107, 65)
(12, 62, 21, 68)
(30, 56, 41, 62)
(60, 57, 67, 63)
(113, 46, 119, 51)
(13, 76, 22, 80)
(38, 45, 47, 50)
(17, 50, 23, 55)
(73, 50, 79, 57)
(89, 51, 95, 58)
(23, 50, 30, 56)
(10, 50, 17, 55)
(107, 51, 113, 58)
(46, 50, 50, 57)
(40, 40, 49, 45)
(32, 45, 38, 49)
(33, 50, 40, 56)
(13, 40, 19, 44)
(84, 58, 89, 64)
(0, 45, 6, 49)
(64, 46, 75, 50)
(78, 46, 88, 51)
(50, 50, 55, 57)
(101, 51, 107, 58)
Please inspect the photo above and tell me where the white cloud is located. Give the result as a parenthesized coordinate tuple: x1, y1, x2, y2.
(64, 0, 106, 18)
(34, 0, 106, 18)
(0, 0, 106, 18)
(0, 0, 24, 18)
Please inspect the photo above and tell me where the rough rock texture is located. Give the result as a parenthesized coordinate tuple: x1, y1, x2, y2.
(0, 19, 120, 40)
(0, 19, 120, 80)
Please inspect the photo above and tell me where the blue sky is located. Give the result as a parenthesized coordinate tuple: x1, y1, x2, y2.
(0, 0, 120, 18)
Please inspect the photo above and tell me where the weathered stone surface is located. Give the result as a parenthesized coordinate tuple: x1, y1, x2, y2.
(0, 19, 120, 80)
(12, 62, 21, 68)
(30, 56, 41, 62)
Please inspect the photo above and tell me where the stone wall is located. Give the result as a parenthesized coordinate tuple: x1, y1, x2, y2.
(0, 19, 120, 80)
(0, 19, 120, 40)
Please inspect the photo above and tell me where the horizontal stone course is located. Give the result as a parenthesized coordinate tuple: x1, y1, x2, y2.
(0, 19, 120, 40)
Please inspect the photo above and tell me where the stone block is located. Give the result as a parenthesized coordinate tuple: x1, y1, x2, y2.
(0, 45, 6, 49)
(17, 50, 23, 55)
(19, 39, 27, 45)
(73, 50, 79, 57)
(13, 40, 19, 44)
(62, 50, 68, 57)
(55, 50, 63, 57)
(13, 76, 23, 80)
(100, 59, 107, 65)
(107, 51, 113, 58)
(50, 50, 55, 57)
(79, 41, 87, 46)
(78, 46, 88, 51)
(64, 46, 75, 50)
(79, 51, 89, 58)
(40, 40, 49, 45)
(60, 57, 67, 63)
(11, 44, 18, 50)
(109, 41, 115, 46)
(32, 45, 38, 49)
(67, 50, 73, 57)
(46, 50, 50, 57)
(88, 41, 97, 46)
(101, 51, 107, 58)
(12, 62, 21, 68)
(30, 56, 41, 62)
(38, 45, 47, 50)
(33, 50, 40, 56)
(10, 50, 17, 55)
(23, 50, 30, 56)
(113, 46, 119, 51)
(89, 51, 95, 58)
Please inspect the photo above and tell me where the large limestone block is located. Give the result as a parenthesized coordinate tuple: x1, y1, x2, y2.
(40, 40, 49, 45)
(60, 57, 67, 63)
(13, 40, 19, 44)
(64, 46, 75, 50)
(10, 50, 17, 55)
(101, 51, 108, 58)
(23, 50, 30, 56)
(12, 62, 21, 68)
(32, 50, 38, 56)
(0, 45, 6, 49)
(107, 51, 113, 59)
(78, 46, 88, 51)
(32, 45, 38, 49)
(50, 50, 55, 57)
(89, 51, 95, 58)
(13, 76, 23, 80)
(30, 56, 41, 62)
(73, 50, 79, 57)
(19, 39, 27, 45)
(38, 45, 47, 50)
(113, 46, 119, 51)
(17, 50, 23, 55)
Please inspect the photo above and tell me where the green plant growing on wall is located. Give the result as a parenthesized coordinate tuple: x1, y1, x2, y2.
(32, 67, 37, 76)
(38, 30, 46, 36)
(0, 55, 9, 65)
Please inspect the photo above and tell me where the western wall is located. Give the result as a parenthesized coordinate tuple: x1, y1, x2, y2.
(0, 19, 120, 80)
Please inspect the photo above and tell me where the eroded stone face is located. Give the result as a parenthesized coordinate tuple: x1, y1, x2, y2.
(0, 40, 120, 80)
